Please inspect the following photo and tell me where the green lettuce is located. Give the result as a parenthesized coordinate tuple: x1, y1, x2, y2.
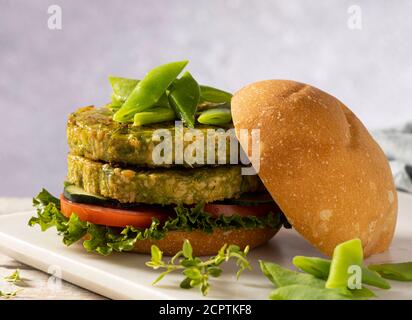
(28, 189, 285, 256)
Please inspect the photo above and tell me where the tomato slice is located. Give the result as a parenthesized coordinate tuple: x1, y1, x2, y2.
(204, 202, 278, 218)
(60, 195, 170, 228)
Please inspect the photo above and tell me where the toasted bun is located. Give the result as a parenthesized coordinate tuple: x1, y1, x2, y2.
(231, 80, 397, 257)
(130, 227, 279, 256)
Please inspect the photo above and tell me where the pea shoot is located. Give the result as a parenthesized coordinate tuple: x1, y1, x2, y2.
(1, 269, 24, 299)
(146, 239, 251, 296)
(3, 269, 23, 284)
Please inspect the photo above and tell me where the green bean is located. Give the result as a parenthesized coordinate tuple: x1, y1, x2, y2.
(199, 85, 232, 104)
(197, 107, 232, 125)
(133, 107, 176, 126)
(293, 256, 390, 289)
(368, 262, 412, 281)
(113, 60, 188, 122)
(168, 71, 200, 128)
(325, 239, 363, 289)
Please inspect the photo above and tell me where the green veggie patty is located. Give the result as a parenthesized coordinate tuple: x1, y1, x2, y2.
(67, 105, 234, 167)
(67, 154, 261, 205)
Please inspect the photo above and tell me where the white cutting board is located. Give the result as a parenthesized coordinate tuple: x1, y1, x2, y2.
(0, 192, 411, 300)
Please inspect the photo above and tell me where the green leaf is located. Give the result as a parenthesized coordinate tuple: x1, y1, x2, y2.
(180, 277, 192, 289)
(3, 269, 22, 284)
(368, 262, 412, 281)
(182, 239, 193, 260)
(190, 278, 202, 287)
(63, 214, 87, 245)
(181, 259, 199, 268)
(208, 266, 222, 278)
(259, 261, 326, 288)
(150, 245, 163, 264)
(0, 289, 23, 299)
(28, 188, 283, 257)
(152, 268, 174, 285)
(269, 285, 352, 300)
(183, 268, 202, 280)
(200, 282, 210, 296)
(33, 188, 60, 208)
(82, 223, 109, 254)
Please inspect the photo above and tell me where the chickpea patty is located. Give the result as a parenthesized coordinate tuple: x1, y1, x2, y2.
(67, 154, 261, 205)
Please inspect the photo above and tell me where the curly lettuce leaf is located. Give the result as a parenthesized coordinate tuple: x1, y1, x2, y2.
(29, 189, 284, 256)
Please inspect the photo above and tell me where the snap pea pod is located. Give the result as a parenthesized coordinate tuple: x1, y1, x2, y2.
(133, 107, 176, 126)
(113, 60, 188, 122)
(368, 262, 412, 281)
(270, 285, 374, 300)
(269, 285, 352, 300)
(109, 76, 230, 107)
(292, 256, 390, 289)
(259, 261, 325, 288)
(109, 76, 139, 104)
(199, 85, 232, 104)
(260, 261, 374, 300)
(110, 94, 123, 109)
(197, 107, 232, 125)
(109, 76, 170, 108)
(325, 239, 363, 289)
(168, 71, 200, 128)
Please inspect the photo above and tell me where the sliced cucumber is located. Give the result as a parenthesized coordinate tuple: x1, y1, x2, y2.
(63, 185, 111, 205)
(224, 192, 275, 206)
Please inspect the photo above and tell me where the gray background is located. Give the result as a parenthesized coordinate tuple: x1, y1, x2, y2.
(0, 0, 411, 197)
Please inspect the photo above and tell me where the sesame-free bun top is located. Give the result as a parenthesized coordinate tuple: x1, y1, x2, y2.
(231, 80, 397, 257)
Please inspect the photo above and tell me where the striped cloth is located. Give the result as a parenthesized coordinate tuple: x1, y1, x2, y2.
(373, 123, 412, 193)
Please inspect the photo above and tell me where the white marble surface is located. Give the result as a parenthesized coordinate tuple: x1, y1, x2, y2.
(1, 192, 411, 300)
(1, 1, 411, 197)
(0, 197, 101, 299)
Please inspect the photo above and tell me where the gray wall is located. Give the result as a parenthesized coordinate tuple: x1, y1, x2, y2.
(1, 0, 411, 196)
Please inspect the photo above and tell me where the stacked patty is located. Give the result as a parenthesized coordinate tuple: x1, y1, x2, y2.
(66, 105, 261, 205)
